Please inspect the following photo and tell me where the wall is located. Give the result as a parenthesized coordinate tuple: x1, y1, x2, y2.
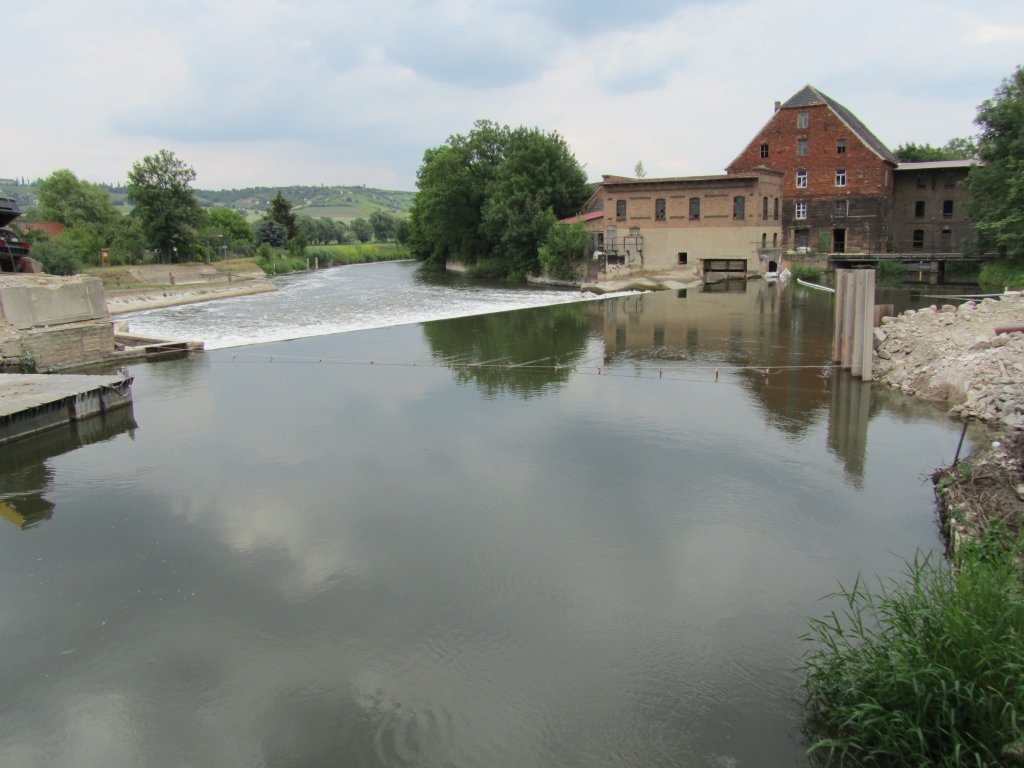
(892, 166, 974, 253)
(0, 323, 115, 370)
(600, 172, 783, 273)
(729, 103, 895, 252)
(0, 276, 107, 330)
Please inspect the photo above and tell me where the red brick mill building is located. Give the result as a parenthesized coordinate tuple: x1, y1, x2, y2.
(728, 85, 899, 254)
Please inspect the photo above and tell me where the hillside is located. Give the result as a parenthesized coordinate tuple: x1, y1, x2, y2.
(0, 180, 415, 221)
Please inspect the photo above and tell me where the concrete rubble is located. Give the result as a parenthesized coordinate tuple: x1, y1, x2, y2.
(872, 291, 1024, 431)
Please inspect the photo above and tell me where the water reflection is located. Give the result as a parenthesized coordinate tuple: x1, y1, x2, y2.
(421, 303, 592, 398)
(0, 406, 138, 530)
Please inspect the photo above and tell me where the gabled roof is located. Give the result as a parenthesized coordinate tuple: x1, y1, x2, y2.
(781, 85, 896, 164)
(559, 210, 604, 224)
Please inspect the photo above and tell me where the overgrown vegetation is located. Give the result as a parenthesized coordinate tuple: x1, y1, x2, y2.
(802, 526, 1024, 767)
(979, 256, 1024, 289)
(256, 243, 409, 275)
(538, 220, 589, 280)
(875, 259, 904, 283)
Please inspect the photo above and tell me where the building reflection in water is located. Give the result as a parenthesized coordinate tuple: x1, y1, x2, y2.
(0, 405, 138, 530)
(585, 281, 952, 487)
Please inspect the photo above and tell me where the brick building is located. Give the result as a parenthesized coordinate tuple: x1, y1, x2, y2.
(892, 160, 977, 254)
(728, 85, 897, 254)
(584, 170, 783, 277)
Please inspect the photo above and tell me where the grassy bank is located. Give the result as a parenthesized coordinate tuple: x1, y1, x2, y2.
(979, 256, 1024, 290)
(259, 243, 411, 275)
(802, 525, 1024, 766)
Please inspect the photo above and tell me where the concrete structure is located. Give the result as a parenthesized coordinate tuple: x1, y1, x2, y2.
(0, 372, 133, 444)
(0, 274, 107, 330)
(892, 160, 978, 254)
(590, 170, 784, 278)
(728, 85, 897, 254)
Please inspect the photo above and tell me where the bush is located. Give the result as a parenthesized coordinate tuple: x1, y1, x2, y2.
(304, 243, 409, 267)
(876, 259, 904, 282)
(30, 236, 83, 275)
(802, 528, 1024, 767)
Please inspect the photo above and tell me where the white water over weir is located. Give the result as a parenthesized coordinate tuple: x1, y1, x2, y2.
(119, 262, 626, 350)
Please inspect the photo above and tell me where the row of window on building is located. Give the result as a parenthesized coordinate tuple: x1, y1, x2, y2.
(914, 200, 956, 218)
(794, 169, 847, 188)
(760, 136, 847, 159)
(616, 196, 782, 222)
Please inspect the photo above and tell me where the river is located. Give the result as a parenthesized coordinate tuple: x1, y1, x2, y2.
(0, 263, 970, 767)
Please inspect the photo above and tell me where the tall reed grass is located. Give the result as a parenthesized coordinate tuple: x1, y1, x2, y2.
(802, 527, 1024, 766)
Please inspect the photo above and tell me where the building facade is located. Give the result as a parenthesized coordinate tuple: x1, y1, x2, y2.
(592, 170, 784, 276)
(728, 85, 897, 254)
(891, 160, 977, 254)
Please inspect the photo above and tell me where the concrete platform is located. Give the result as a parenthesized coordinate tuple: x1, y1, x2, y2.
(0, 372, 133, 444)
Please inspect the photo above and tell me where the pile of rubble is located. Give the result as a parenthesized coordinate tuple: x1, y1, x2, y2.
(873, 292, 1024, 431)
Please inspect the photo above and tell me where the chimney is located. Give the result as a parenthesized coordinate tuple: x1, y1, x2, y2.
(774, 100, 781, 112)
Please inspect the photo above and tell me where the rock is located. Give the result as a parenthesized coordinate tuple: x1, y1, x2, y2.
(941, 304, 957, 313)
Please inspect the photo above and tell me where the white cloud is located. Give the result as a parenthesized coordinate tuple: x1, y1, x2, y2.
(5, 0, 1023, 189)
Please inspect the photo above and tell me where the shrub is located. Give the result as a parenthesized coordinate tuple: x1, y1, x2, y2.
(30, 236, 83, 275)
(876, 259, 904, 282)
(802, 528, 1024, 767)
(979, 256, 1024, 290)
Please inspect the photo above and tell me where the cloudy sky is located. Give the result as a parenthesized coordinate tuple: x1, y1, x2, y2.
(6, 1, 1023, 191)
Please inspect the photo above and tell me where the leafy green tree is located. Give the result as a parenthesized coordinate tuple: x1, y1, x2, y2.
(109, 217, 147, 264)
(538, 219, 589, 280)
(36, 169, 121, 236)
(350, 217, 372, 243)
(966, 66, 1024, 258)
(894, 138, 978, 162)
(394, 217, 412, 246)
(253, 220, 288, 248)
(267, 191, 298, 239)
(369, 210, 397, 242)
(126, 149, 204, 262)
(205, 207, 253, 244)
(410, 120, 590, 279)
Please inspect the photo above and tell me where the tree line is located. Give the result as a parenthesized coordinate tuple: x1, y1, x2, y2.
(18, 152, 409, 275)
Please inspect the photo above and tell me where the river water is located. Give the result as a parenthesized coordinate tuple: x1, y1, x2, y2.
(0, 263, 971, 767)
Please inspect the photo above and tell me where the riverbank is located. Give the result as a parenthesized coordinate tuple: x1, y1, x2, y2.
(873, 291, 1024, 431)
(86, 261, 276, 315)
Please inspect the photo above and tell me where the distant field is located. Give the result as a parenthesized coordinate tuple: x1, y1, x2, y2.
(294, 204, 369, 220)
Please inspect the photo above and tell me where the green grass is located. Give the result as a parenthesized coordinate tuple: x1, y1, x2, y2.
(802, 527, 1024, 767)
(304, 243, 410, 267)
(979, 257, 1024, 290)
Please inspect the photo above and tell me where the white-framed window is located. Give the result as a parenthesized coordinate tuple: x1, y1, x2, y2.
(797, 138, 808, 156)
(835, 169, 847, 187)
(796, 169, 807, 188)
(797, 111, 809, 129)
(795, 201, 807, 220)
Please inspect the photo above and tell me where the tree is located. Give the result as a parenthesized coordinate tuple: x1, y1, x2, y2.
(966, 66, 1024, 258)
(36, 169, 120, 235)
(126, 149, 204, 262)
(267, 190, 297, 239)
(253, 220, 289, 248)
(634, 160, 647, 178)
(350, 217, 372, 243)
(409, 120, 590, 279)
(369, 210, 397, 242)
(894, 138, 978, 162)
(538, 220, 590, 280)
